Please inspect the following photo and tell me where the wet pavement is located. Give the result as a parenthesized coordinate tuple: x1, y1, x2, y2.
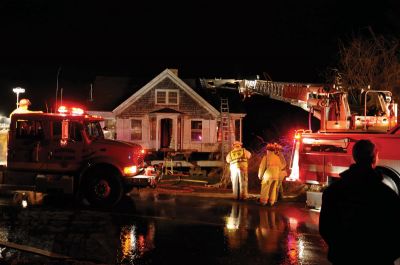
(0, 183, 329, 265)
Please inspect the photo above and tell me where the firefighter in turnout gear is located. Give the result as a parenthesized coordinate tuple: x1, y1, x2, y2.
(258, 143, 286, 206)
(9, 98, 32, 117)
(226, 141, 252, 200)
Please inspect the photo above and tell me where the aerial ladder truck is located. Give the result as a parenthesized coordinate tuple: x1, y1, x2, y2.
(236, 78, 400, 208)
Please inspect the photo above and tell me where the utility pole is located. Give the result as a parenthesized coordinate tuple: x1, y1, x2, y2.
(55, 66, 61, 111)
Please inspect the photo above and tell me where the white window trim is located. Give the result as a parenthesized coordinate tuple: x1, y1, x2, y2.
(155, 89, 179, 105)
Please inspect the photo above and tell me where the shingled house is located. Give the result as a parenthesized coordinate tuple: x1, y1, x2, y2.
(88, 69, 246, 166)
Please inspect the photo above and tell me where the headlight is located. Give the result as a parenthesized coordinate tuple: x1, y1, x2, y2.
(123, 165, 137, 175)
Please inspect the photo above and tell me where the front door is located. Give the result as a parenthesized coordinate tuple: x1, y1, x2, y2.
(160, 118, 172, 149)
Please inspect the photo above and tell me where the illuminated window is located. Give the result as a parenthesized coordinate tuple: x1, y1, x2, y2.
(130, 119, 142, 141)
(155, 89, 179, 105)
(191, 120, 202, 141)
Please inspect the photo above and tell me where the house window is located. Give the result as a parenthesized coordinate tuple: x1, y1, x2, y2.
(168, 91, 178, 104)
(216, 121, 221, 142)
(155, 89, 179, 105)
(191, 120, 202, 141)
(130, 119, 142, 141)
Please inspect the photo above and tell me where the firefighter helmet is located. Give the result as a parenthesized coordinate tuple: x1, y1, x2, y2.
(232, 141, 242, 147)
(19, 98, 31, 107)
(266, 143, 275, 151)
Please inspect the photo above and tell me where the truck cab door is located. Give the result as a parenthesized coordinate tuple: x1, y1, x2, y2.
(46, 120, 84, 173)
(7, 119, 48, 173)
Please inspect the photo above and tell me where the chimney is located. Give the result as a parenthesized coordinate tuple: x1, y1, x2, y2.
(169, 69, 178, 76)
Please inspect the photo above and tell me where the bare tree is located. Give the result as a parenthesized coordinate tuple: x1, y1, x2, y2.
(333, 30, 400, 104)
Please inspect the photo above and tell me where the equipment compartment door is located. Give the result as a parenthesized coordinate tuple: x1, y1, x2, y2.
(7, 119, 48, 174)
(46, 121, 83, 173)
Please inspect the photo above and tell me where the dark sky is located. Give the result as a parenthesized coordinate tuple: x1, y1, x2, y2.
(0, 0, 399, 115)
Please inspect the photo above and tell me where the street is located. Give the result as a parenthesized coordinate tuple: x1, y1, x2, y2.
(0, 188, 329, 265)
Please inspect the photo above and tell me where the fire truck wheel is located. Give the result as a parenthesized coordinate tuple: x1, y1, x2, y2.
(376, 166, 400, 195)
(82, 167, 123, 208)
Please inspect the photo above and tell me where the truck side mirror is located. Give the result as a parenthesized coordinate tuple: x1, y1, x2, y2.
(61, 120, 69, 146)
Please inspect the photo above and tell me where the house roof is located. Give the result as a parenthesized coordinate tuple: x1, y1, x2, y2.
(88, 69, 247, 115)
(113, 69, 221, 117)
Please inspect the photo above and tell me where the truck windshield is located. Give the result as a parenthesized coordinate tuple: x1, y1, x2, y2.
(84, 121, 104, 140)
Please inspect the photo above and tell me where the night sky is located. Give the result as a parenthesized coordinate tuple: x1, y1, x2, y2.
(0, 0, 399, 125)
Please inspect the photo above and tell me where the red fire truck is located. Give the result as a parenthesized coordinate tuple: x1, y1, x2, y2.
(290, 128, 400, 206)
(236, 79, 400, 207)
(0, 105, 154, 208)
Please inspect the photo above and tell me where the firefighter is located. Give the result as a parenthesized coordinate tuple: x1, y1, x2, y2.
(258, 143, 285, 206)
(9, 98, 32, 117)
(226, 141, 252, 200)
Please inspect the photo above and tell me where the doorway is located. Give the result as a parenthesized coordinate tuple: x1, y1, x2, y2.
(160, 118, 172, 149)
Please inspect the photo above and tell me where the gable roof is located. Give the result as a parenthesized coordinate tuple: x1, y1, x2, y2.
(113, 69, 220, 117)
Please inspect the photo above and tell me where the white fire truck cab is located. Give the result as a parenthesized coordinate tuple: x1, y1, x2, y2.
(0, 105, 150, 208)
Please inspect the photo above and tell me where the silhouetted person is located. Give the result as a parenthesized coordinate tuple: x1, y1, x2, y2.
(319, 139, 400, 265)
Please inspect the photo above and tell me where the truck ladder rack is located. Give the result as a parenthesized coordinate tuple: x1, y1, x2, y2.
(0, 184, 36, 191)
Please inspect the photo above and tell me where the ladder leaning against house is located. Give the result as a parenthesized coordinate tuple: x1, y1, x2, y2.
(219, 98, 232, 188)
(220, 98, 231, 160)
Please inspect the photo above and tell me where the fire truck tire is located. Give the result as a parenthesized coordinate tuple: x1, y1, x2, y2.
(376, 166, 400, 196)
(81, 166, 124, 208)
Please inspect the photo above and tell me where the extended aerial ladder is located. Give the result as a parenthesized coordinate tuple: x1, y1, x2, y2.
(237, 79, 398, 132)
(201, 78, 397, 132)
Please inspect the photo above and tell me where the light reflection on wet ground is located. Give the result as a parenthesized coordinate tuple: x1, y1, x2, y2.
(0, 191, 329, 265)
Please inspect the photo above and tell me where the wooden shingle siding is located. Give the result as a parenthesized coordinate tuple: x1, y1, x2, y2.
(118, 77, 212, 119)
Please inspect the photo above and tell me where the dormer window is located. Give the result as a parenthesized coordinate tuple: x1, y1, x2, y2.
(156, 89, 179, 105)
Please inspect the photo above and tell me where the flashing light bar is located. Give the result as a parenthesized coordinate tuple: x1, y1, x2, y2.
(58, 106, 68, 113)
(71, 107, 84, 115)
(57, 106, 85, 115)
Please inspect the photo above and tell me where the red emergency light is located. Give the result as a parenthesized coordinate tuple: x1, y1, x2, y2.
(57, 105, 85, 115)
(294, 132, 301, 140)
(58, 106, 68, 114)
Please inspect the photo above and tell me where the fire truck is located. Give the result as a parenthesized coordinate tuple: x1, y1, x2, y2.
(236, 79, 400, 207)
(0, 105, 153, 208)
